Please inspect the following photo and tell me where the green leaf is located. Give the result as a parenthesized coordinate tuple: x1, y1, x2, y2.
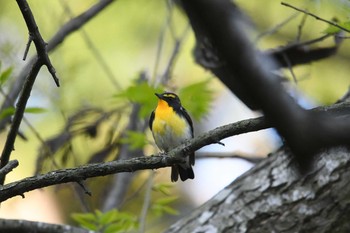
(24, 107, 46, 114)
(0, 107, 15, 120)
(72, 210, 138, 233)
(71, 212, 98, 230)
(152, 183, 174, 195)
(0, 66, 13, 86)
(120, 130, 147, 149)
(155, 196, 178, 205)
(160, 205, 179, 215)
(104, 224, 123, 233)
(323, 21, 350, 34)
(99, 209, 118, 225)
(152, 196, 179, 216)
(116, 80, 163, 118)
(179, 80, 213, 120)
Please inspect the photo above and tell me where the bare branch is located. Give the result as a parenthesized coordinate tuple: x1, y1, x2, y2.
(0, 219, 92, 233)
(0, 155, 185, 203)
(0, 59, 42, 184)
(281, 2, 350, 33)
(196, 153, 264, 164)
(0, 0, 116, 133)
(0, 160, 19, 180)
(180, 0, 350, 171)
(16, 0, 60, 86)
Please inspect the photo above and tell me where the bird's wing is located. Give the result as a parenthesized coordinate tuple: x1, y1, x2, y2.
(149, 110, 155, 130)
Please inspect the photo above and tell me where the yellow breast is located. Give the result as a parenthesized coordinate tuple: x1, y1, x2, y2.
(153, 100, 187, 136)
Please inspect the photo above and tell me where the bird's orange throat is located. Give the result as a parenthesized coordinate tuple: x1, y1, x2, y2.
(155, 99, 172, 119)
(156, 99, 169, 110)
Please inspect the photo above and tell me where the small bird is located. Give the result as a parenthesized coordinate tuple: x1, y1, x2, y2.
(149, 92, 195, 182)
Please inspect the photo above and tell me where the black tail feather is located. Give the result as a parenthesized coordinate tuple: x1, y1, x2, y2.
(171, 165, 194, 182)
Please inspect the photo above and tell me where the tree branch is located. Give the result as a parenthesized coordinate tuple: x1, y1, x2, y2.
(0, 219, 92, 233)
(281, 2, 350, 33)
(16, 0, 59, 86)
(0, 155, 184, 203)
(2, 101, 349, 203)
(180, 0, 350, 171)
(0, 58, 42, 184)
(0, 160, 19, 181)
(0, 0, 116, 133)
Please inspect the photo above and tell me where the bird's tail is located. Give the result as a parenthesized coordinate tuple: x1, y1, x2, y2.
(171, 165, 194, 182)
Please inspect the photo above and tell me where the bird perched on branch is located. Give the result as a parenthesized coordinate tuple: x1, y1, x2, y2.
(149, 92, 195, 182)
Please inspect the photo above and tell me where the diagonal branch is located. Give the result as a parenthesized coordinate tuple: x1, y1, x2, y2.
(0, 0, 117, 184)
(0, 58, 42, 184)
(180, 0, 350, 171)
(0, 0, 116, 133)
(281, 2, 350, 33)
(16, 0, 59, 86)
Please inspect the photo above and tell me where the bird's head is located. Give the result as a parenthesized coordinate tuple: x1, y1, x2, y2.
(155, 92, 181, 109)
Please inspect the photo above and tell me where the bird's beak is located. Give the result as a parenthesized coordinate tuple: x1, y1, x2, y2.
(155, 93, 162, 99)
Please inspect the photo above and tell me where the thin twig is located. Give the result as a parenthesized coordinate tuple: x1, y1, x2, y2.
(0, 160, 19, 179)
(161, 24, 190, 84)
(296, 13, 308, 42)
(77, 180, 92, 196)
(58, 0, 122, 90)
(282, 52, 298, 84)
(23, 35, 33, 61)
(16, 0, 60, 86)
(0, 0, 115, 133)
(151, 1, 174, 84)
(281, 2, 350, 34)
(196, 153, 264, 164)
(255, 12, 299, 42)
(138, 171, 154, 233)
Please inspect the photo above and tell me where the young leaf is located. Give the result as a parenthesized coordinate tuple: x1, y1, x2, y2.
(323, 21, 350, 35)
(152, 183, 174, 195)
(25, 107, 46, 114)
(179, 80, 213, 120)
(0, 66, 13, 86)
(71, 212, 98, 230)
(120, 130, 147, 149)
(0, 107, 15, 120)
(116, 81, 163, 118)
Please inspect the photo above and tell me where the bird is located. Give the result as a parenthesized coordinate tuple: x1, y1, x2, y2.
(149, 92, 195, 182)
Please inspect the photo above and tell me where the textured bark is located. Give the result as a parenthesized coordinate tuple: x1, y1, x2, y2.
(166, 146, 350, 233)
(0, 219, 92, 233)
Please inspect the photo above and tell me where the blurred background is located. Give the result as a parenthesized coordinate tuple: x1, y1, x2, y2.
(0, 0, 349, 232)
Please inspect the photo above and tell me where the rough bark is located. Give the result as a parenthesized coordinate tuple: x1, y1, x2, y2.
(166, 146, 350, 233)
(0, 219, 93, 233)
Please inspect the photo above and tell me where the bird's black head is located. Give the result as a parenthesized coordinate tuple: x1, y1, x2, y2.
(155, 92, 182, 108)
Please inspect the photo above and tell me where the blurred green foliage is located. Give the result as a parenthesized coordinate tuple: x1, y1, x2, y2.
(72, 209, 138, 233)
(179, 79, 213, 121)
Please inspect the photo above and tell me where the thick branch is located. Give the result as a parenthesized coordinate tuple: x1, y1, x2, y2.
(0, 219, 92, 233)
(166, 145, 350, 233)
(181, 0, 350, 171)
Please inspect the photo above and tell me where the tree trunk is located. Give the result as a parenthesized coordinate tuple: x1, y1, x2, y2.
(166, 146, 350, 233)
